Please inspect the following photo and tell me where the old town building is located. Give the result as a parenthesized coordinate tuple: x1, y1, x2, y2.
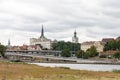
(81, 41, 104, 52)
(30, 25, 52, 49)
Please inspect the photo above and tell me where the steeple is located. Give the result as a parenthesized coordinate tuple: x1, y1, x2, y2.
(8, 39, 11, 47)
(72, 29, 79, 43)
(74, 30, 77, 37)
(40, 25, 44, 38)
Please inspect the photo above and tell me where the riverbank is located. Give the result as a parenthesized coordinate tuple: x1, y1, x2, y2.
(30, 61, 120, 65)
(29, 58, 120, 65)
(0, 61, 120, 80)
(2, 56, 120, 65)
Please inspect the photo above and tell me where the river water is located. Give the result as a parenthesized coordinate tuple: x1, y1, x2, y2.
(32, 63, 120, 71)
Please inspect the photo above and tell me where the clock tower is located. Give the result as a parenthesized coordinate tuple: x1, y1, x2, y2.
(72, 30, 79, 43)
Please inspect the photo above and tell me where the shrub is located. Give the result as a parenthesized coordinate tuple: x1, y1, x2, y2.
(75, 50, 84, 58)
(86, 46, 99, 57)
(99, 55, 107, 58)
(82, 53, 89, 59)
(0, 44, 6, 58)
(61, 49, 71, 57)
(113, 51, 120, 59)
(75, 50, 89, 59)
(112, 70, 120, 73)
(10, 59, 21, 62)
(59, 67, 70, 69)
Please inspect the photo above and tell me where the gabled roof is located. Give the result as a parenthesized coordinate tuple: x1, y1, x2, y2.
(81, 41, 95, 45)
(102, 38, 114, 43)
(116, 36, 120, 40)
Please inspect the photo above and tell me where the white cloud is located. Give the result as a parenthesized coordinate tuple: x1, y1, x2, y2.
(0, 0, 120, 45)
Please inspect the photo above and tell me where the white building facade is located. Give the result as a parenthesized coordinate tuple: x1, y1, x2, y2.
(30, 25, 52, 50)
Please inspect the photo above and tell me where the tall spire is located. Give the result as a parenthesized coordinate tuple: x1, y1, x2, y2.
(8, 39, 11, 47)
(40, 24, 44, 38)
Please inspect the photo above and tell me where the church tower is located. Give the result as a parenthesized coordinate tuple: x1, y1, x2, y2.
(7, 39, 11, 48)
(39, 25, 47, 41)
(40, 24, 45, 38)
(72, 30, 79, 43)
(30, 24, 52, 49)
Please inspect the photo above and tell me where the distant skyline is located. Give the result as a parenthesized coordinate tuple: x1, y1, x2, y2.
(0, 0, 120, 45)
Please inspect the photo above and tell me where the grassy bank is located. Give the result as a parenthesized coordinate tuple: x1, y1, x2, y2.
(113, 70, 120, 73)
(0, 62, 120, 80)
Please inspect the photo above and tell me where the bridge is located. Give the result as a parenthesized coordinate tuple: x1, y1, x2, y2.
(5, 51, 115, 64)
(6, 50, 75, 56)
(5, 52, 76, 62)
(5, 50, 76, 62)
(6, 50, 61, 54)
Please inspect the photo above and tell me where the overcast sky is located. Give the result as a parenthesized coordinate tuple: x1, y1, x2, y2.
(0, 0, 120, 46)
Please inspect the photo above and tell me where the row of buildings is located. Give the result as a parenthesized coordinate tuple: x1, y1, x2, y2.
(81, 37, 120, 53)
(30, 25, 52, 49)
(7, 25, 120, 53)
(7, 25, 79, 51)
(29, 25, 120, 53)
(29, 25, 79, 50)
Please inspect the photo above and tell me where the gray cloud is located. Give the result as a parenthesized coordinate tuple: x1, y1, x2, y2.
(0, 0, 120, 45)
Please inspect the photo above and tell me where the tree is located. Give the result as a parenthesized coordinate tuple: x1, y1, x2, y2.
(75, 50, 85, 58)
(104, 40, 119, 51)
(82, 52, 89, 59)
(0, 44, 6, 58)
(52, 41, 80, 51)
(75, 50, 89, 59)
(113, 51, 120, 60)
(61, 49, 71, 57)
(86, 46, 98, 57)
(117, 40, 120, 50)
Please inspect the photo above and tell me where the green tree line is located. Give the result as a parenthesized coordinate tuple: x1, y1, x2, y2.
(52, 41, 80, 51)
(104, 40, 120, 51)
(0, 44, 6, 58)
